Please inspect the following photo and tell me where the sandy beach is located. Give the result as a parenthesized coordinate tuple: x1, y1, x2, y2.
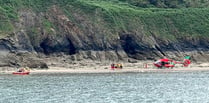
(1, 62, 209, 74)
(29, 67, 209, 74)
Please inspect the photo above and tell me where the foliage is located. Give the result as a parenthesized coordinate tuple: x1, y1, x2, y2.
(1, 0, 209, 41)
(43, 19, 54, 34)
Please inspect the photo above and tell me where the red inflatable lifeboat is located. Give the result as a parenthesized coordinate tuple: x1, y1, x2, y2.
(12, 71, 30, 75)
(12, 68, 30, 75)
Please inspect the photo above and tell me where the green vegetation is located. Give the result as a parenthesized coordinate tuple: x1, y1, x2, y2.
(43, 19, 55, 34)
(67, 0, 209, 40)
(0, 0, 19, 36)
(0, 0, 209, 40)
(118, 0, 209, 8)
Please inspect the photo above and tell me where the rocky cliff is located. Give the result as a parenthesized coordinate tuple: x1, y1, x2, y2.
(0, 0, 209, 68)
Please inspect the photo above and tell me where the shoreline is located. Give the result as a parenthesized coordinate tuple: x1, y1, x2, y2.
(31, 67, 209, 73)
(2, 66, 209, 74)
(1, 62, 209, 74)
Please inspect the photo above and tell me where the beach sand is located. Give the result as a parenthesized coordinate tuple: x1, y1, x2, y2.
(1, 62, 209, 74)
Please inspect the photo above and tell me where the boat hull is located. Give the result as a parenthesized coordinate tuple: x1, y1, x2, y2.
(12, 72, 30, 75)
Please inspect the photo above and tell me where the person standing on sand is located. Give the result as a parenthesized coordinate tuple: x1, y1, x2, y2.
(111, 63, 115, 70)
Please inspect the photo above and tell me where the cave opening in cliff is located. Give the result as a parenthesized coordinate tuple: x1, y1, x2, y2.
(39, 38, 49, 54)
(120, 34, 138, 55)
(40, 38, 77, 55)
(67, 38, 76, 55)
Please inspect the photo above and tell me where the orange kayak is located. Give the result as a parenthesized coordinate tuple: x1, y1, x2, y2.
(12, 72, 30, 75)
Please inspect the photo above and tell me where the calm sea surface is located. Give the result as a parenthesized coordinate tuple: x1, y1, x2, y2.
(1, 71, 209, 103)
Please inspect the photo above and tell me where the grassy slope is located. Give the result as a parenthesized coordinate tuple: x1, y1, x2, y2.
(1, 0, 209, 41)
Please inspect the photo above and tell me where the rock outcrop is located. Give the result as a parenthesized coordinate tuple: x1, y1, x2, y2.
(0, 2, 209, 68)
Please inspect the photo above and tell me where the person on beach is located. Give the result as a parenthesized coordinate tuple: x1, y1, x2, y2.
(111, 63, 115, 70)
(117, 63, 123, 69)
(18, 68, 25, 72)
(17, 67, 30, 72)
(25, 67, 30, 71)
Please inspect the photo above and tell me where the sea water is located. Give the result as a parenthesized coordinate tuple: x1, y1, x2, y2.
(1, 71, 209, 103)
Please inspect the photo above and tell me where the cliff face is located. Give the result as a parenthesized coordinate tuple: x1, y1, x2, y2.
(1, 0, 209, 68)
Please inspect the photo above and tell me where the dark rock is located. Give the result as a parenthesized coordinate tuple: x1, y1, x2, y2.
(26, 61, 48, 69)
(128, 59, 138, 63)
